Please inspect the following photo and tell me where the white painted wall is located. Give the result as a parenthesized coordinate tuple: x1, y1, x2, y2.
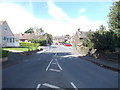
(1, 21, 19, 47)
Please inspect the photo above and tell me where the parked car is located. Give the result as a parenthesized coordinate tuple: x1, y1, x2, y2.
(55, 43, 58, 45)
(64, 43, 72, 46)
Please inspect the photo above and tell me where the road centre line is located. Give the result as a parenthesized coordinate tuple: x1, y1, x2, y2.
(55, 59, 62, 70)
(49, 69, 60, 72)
(36, 84, 41, 90)
(70, 82, 78, 90)
(46, 59, 53, 71)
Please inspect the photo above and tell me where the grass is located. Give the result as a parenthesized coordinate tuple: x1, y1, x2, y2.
(2, 47, 38, 52)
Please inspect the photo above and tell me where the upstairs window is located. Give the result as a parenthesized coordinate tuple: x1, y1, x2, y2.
(3, 37, 6, 40)
(4, 26, 7, 30)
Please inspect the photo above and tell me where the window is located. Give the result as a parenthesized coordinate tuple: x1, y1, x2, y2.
(3, 37, 6, 40)
(10, 38, 12, 43)
(13, 38, 15, 43)
(7, 38, 9, 41)
(4, 26, 7, 30)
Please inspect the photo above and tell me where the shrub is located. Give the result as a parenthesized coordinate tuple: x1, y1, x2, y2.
(34, 43, 40, 49)
(2, 50, 9, 58)
(20, 42, 40, 51)
(39, 40, 46, 46)
(20, 42, 40, 47)
(83, 38, 94, 50)
(20, 42, 34, 47)
(91, 31, 115, 51)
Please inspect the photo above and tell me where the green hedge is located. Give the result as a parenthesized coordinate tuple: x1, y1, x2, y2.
(1, 50, 9, 58)
(39, 40, 46, 46)
(20, 42, 40, 48)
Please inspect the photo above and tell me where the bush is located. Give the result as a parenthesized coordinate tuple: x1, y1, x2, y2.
(20, 42, 34, 47)
(34, 43, 40, 49)
(83, 39, 94, 50)
(39, 40, 46, 46)
(2, 50, 9, 58)
(20, 42, 40, 51)
(91, 31, 115, 51)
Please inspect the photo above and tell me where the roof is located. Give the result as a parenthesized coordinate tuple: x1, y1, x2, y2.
(14, 33, 35, 40)
(0, 21, 5, 25)
(53, 36, 65, 40)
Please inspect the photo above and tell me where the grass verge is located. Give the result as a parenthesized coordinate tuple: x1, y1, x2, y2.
(2, 47, 38, 52)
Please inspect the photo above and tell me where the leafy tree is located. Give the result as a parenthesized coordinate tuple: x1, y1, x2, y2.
(108, 0, 120, 48)
(35, 27, 44, 35)
(91, 31, 115, 51)
(83, 25, 115, 51)
(24, 28, 34, 33)
(98, 25, 106, 35)
(44, 33, 53, 44)
(108, 0, 120, 32)
(83, 38, 94, 50)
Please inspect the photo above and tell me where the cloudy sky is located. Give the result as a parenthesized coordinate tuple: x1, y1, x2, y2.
(0, 0, 113, 36)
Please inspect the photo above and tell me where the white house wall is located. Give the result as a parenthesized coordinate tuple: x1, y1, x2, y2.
(1, 21, 19, 47)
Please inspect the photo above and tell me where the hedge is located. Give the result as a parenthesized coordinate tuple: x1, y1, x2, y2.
(20, 42, 40, 48)
(1, 50, 9, 58)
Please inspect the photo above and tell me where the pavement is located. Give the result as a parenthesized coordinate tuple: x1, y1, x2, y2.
(71, 47, 120, 72)
(2, 45, 119, 89)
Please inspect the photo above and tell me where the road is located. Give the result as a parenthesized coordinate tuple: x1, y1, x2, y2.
(2, 45, 118, 89)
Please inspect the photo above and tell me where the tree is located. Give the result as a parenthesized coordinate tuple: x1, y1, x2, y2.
(108, 0, 120, 32)
(98, 25, 106, 35)
(44, 33, 53, 44)
(35, 27, 44, 35)
(108, 0, 120, 47)
(24, 28, 34, 33)
(83, 25, 115, 51)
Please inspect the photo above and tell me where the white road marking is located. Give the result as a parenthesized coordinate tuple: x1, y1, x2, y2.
(46, 59, 53, 71)
(43, 83, 60, 89)
(57, 62, 62, 70)
(36, 50, 47, 54)
(55, 59, 62, 70)
(36, 84, 41, 90)
(49, 69, 60, 72)
(70, 82, 78, 90)
(54, 53, 57, 57)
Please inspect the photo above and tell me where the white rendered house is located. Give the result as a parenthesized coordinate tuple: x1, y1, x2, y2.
(0, 21, 19, 47)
